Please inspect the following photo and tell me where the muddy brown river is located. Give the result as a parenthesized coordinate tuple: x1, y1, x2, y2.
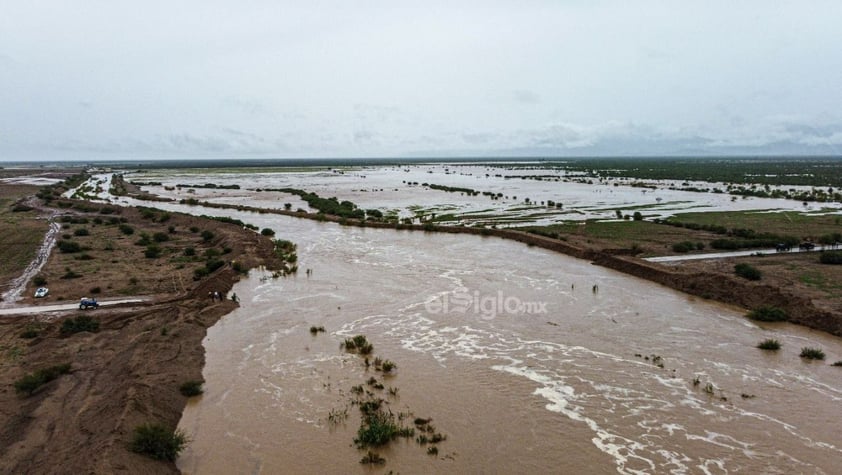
(167, 208, 842, 474)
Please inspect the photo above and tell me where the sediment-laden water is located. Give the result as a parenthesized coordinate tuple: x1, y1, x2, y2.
(171, 210, 842, 474)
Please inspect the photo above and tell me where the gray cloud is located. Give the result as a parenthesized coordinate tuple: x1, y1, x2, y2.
(1, 1, 841, 160)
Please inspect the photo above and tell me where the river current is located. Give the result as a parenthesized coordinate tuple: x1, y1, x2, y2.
(167, 208, 842, 474)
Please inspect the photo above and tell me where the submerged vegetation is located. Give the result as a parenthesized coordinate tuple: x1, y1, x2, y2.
(757, 339, 782, 350)
(328, 334, 447, 466)
(800, 347, 826, 360)
(746, 306, 788, 322)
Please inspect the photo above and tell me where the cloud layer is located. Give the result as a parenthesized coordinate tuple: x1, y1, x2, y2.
(1, 1, 841, 160)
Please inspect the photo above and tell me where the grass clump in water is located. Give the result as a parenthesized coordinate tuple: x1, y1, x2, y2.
(756, 339, 781, 350)
(60, 315, 100, 335)
(355, 409, 403, 448)
(359, 451, 385, 465)
(129, 423, 189, 461)
(800, 347, 826, 360)
(309, 325, 325, 335)
(343, 335, 373, 355)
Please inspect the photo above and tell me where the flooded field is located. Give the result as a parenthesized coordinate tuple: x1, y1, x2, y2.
(57, 168, 842, 473)
(126, 163, 841, 227)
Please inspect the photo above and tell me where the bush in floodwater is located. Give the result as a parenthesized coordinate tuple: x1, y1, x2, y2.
(129, 423, 189, 461)
(800, 347, 825, 360)
(746, 306, 787, 322)
(309, 326, 325, 335)
(831, 361, 842, 367)
(260, 228, 275, 236)
(756, 339, 781, 350)
(179, 380, 204, 397)
(57, 239, 82, 253)
(343, 335, 373, 354)
(734, 263, 762, 281)
(381, 360, 396, 373)
(355, 409, 403, 448)
(360, 451, 385, 465)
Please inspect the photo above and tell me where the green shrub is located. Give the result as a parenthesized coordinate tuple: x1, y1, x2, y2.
(119, 224, 134, 235)
(200, 230, 214, 242)
(343, 335, 373, 354)
(380, 360, 396, 373)
(179, 380, 204, 397)
(57, 240, 82, 253)
(20, 324, 42, 339)
(14, 363, 71, 396)
(33, 275, 47, 286)
(183, 247, 196, 257)
(89, 287, 101, 294)
(756, 339, 781, 350)
(205, 259, 225, 273)
(746, 306, 787, 322)
(819, 251, 842, 265)
(672, 241, 695, 253)
(735, 263, 761, 280)
(260, 228, 275, 236)
(129, 423, 189, 461)
(144, 245, 162, 258)
(61, 315, 100, 335)
(73, 228, 90, 236)
(153, 232, 170, 242)
(355, 409, 402, 447)
(800, 347, 825, 360)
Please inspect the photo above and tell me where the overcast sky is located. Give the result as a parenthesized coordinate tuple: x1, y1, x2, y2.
(2, 1, 841, 160)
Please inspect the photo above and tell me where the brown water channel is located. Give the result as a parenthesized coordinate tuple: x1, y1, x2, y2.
(166, 207, 842, 475)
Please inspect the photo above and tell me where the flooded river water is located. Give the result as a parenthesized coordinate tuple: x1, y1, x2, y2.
(170, 208, 842, 474)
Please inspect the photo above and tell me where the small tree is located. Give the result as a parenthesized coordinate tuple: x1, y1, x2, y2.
(734, 263, 761, 281)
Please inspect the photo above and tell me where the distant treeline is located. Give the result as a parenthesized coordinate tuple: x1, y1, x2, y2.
(560, 158, 842, 188)
(177, 183, 241, 190)
(259, 187, 365, 219)
(406, 181, 504, 199)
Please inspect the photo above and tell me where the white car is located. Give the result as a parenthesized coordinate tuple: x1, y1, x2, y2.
(34, 287, 49, 298)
